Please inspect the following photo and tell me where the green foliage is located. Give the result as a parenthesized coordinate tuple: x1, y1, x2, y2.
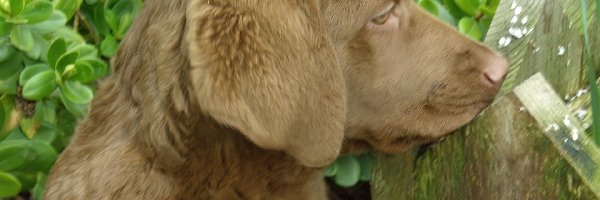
(418, 0, 500, 40)
(0, 0, 141, 198)
(580, 0, 600, 146)
(325, 154, 373, 188)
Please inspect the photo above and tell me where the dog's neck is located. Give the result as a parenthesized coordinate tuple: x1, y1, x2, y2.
(148, 113, 327, 199)
(69, 77, 327, 199)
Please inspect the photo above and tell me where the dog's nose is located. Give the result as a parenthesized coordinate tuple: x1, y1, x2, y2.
(482, 55, 509, 87)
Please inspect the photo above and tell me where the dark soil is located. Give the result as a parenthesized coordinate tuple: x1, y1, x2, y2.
(327, 178, 372, 200)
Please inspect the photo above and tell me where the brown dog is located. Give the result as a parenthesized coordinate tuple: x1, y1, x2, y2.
(44, 0, 508, 199)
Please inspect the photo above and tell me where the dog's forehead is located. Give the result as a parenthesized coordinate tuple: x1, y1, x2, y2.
(320, 0, 397, 38)
(323, 0, 393, 13)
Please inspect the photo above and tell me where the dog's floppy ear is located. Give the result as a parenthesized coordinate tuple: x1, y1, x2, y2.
(185, 1, 346, 167)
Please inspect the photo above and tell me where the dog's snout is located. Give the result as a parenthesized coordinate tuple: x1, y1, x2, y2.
(481, 55, 509, 87)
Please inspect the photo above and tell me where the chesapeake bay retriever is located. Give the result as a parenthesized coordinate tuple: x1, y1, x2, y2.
(44, 0, 508, 199)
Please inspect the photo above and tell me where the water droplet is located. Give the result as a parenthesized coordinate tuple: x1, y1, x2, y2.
(508, 27, 525, 38)
(567, 59, 572, 66)
(558, 46, 566, 55)
(575, 108, 587, 120)
(511, 1, 518, 10)
(521, 16, 529, 24)
(568, 21, 573, 29)
(499, 37, 512, 48)
(511, 16, 519, 24)
(545, 123, 560, 132)
(563, 116, 572, 127)
(519, 106, 527, 112)
(571, 129, 580, 141)
(515, 7, 523, 15)
(533, 47, 541, 53)
(576, 88, 589, 97)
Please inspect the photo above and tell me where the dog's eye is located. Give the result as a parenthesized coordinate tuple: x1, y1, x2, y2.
(371, 4, 395, 25)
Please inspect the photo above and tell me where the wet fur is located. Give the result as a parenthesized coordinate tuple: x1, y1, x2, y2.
(44, 0, 506, 199)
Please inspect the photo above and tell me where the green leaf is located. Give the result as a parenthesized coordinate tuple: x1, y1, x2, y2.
(70, 62, 95, 82)
(115, 12, 132, 39)
(24, 33, 46, 59)
(3, 127, 26, 141)
(0, 141, 29, 171)
(443, 0, 469, 18)
(91, 4, 111, 36)
(71, 44, 98, 59)
(0, 98, 4, 138)
(28, 10, 67, 34)
(63, 64, 76, 78)
(61, 80, 93, 104)
(103, 8, 118, 32)
(18, 0, 53, 24)
(0, 96, 15, 139)
(434, 1, 458, 25)
(19, 117, 40, 138)
(9, 172, 36, 191)
(418, 0, 457, 25)
(10, 25, 33, 51)
(59, 91, 87, 118)
(85, 0, 99, 4)
(579, 0, 600, 146)
(333, 156, 361, 188)
(0, 16, 14, 36)
(22, 70, 57, 101)
(77, 59, 107, 80)
(19, 63, 49, 86)
(0, 71, 19, 94)
(39, 100, 56, 123)
(486, 0, 500, 11)
(100, 34, 118, 57)
(33, 122, 57, 144)
(53, 0, 83, 21)
(47, 38, 67, 69)
(478, 15, 493, 39)
(0, 49, 21, 80)
(597, 0, 600, 22)
(55, 51, 79, 75)
(0, 140, 57, 172)
(324, 161, 337, 177)
(9, 0, 25, 16)
(419, 0, 439, 16)
(32, 172, 47, 200)
(455, 0, 480, 16)
(0, 38, 14, 63)
(0, 171, 21, 197)
(357, 154, 373, 181)
(111, 0, 133, 15)
(458, 17, 482, 41)
(52, 26, 85, 43)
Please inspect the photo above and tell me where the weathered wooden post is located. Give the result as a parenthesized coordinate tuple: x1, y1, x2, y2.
(372, 0, 600, 199)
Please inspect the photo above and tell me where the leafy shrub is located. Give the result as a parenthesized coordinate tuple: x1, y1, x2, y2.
(325, 0, 500, 188)
(0, 0, 141, 198)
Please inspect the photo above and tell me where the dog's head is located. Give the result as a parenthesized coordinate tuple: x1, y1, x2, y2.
(182, 0, 507, 167)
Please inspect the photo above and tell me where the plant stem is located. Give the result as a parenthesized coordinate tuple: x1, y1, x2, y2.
(580, 0, 600, 145)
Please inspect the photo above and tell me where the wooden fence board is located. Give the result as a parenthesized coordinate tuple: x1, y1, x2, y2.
(372, 0, 600, 198)
(372, 74, 600, 199)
